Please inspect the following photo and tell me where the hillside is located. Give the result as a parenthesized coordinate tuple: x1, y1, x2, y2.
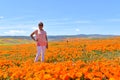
(0, 34, 118, 40)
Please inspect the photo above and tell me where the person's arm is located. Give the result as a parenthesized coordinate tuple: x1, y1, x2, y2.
(30, 31, 36, 41)
(46, 34, 48, 49)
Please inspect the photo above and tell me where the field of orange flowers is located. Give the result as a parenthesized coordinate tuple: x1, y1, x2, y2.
(0, 37, 120, 80)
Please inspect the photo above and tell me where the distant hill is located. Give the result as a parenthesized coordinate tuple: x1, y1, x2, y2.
(0, 34, 119, 41)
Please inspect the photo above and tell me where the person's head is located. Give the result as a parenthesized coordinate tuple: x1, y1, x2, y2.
(38, 22, 44, 30)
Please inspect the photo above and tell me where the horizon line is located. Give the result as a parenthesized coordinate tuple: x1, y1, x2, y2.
(0, 34, 120, 37)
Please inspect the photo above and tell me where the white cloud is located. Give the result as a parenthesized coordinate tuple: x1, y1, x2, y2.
(0, 16, 4, 19)
(75, 29, 80, 32)
(74, 20, 91, 24)
(106, 19, 120, 22)
(46, 20, 92, 26)
(32, 27, 38, 30)
(4, 30, 27, 36)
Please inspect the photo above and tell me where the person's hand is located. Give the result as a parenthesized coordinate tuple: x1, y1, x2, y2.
(46, 44, 48, 49)
(34, 39, 38, 42)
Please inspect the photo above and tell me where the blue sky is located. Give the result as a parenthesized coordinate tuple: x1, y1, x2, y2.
(0, 0, 120, 36)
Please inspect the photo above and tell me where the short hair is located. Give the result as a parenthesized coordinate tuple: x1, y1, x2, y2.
(38, 22, 43, 26)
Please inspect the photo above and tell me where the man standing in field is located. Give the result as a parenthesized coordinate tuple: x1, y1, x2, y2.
(30, 22, 48, 62)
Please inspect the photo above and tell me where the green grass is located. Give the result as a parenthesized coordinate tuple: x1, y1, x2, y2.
(0, 38, 33, 45)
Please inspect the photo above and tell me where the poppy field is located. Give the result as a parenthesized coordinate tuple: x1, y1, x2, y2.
(0, 37, 120, 80)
